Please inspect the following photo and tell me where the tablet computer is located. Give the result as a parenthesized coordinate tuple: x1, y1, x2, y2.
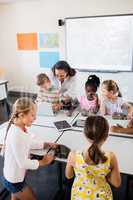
(53, 120, 71, 131)
(54, 144, 70, 159)
(72, 119, 85, 128)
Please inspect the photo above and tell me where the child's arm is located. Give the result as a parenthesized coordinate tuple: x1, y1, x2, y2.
(36, 89, 41, 102)
(39, 154, 55, 166)
(92, 94, 100, 113)
(65, 151, 75, 179)
(107, 152, 121, 188)
(99, 98, 106, 115)
(127, 118, 133, 128)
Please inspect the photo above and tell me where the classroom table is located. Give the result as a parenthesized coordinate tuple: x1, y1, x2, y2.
(0, 112, 133, 166)
(26, 113, 133, 175)
(0, 112, 132, 174)
(57, 129, 133, 175)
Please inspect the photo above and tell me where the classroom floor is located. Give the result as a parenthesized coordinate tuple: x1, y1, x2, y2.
(0, 93, 133, 200)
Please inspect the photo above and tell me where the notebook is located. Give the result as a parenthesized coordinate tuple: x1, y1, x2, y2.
(37, 102, 55, 117)
(53, 120, 71, 131)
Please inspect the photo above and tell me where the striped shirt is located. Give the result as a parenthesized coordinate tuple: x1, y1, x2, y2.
(36, 85, 60, 104)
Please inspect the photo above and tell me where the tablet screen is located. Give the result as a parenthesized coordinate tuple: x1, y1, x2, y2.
(54, 145, 71, 159)
(54, 120, 71, 131)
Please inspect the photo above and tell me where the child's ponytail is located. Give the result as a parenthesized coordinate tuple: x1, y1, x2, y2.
(6, 114, 16, 136)
(88, 142, 107, 165)
(84, 116, 109, 165)
(1, 113, 16, 156)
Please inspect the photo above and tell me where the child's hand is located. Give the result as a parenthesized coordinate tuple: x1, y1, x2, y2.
(127, 113, 132, 120)
(81, 109, 89, 116)
(127, 118, 133, 128)
(52, 103, 61, 112)
(39, 154, 55, 166)
(63, 96, 72, 103)
(44, 142, 58, 149)
(92, 94, 98, 101)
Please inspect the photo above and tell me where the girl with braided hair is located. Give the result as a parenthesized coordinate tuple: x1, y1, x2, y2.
(0, 97, 56, 200)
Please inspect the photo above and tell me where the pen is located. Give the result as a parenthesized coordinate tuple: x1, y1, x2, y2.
(46, 132, 64, 154)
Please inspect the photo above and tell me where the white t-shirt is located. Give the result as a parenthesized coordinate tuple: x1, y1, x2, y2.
(103, 97, 124, 115)
(51, 73, 78, 99)
(3, 124, 43, 183)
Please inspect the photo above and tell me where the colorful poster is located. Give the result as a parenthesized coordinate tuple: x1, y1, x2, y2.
(17, 33, 38, 50)
(39, 33, 59, 48)
(39, 52, 59, 68)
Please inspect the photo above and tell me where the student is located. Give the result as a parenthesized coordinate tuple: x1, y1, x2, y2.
(36, 73, 61, 111)
(78, 75, 100, 115)
(0, 97, 56, 200)
(111, 118, 133, 134)
(66, 116, 121, 200)
(100, 80, 133, 118)
(51, 60, 77, 100)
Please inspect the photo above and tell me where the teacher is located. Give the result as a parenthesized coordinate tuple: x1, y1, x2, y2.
(52, 60, 78, 100)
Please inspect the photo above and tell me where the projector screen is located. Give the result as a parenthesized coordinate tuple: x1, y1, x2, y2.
(66, 14, 133, 72)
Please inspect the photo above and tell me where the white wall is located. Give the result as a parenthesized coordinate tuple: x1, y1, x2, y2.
(0, 0, 133, 100)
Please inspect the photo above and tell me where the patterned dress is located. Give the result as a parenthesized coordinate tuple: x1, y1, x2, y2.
(71, 151, 112, 200)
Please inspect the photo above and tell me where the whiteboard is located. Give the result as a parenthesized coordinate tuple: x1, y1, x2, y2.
(66, 15, 133, 71)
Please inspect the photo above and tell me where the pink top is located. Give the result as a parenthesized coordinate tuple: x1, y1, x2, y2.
(78, 96, 97, 111)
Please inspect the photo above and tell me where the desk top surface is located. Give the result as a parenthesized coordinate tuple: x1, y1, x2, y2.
(0, 112, 133, 174)
(33, 110, 79, 127)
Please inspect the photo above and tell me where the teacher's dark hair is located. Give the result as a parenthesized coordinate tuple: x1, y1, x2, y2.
(52, 60, 76, 77)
